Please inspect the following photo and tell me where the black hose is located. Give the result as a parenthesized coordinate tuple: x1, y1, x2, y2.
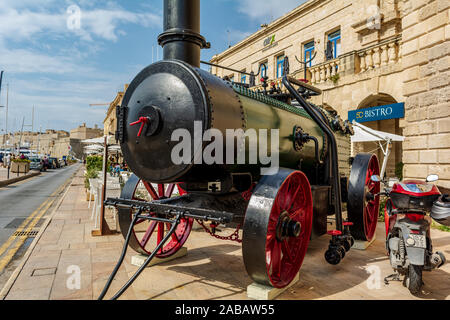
(109, 215, 181, 300)
(282, 70, 343, 231)
(98, 209, 141, 300)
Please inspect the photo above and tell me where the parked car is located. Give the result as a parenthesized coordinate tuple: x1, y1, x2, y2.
(49, 157, 59, 169)
(29, 157, 44, 171)
(58, 158, 66, 167)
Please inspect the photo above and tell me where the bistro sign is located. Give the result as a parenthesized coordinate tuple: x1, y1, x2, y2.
(348, 103, 405, 123)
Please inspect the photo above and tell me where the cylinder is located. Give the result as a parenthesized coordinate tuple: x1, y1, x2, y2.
(158, 0, 206, 67)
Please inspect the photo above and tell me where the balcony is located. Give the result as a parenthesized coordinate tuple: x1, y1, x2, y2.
(250, 36, 401, 91)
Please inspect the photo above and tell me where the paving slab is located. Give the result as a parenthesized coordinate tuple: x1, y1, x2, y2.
(1, 166, 449, 300)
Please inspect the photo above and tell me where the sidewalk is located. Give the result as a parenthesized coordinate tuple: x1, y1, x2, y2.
(1, 166, 449, 300)
(0, 167, 28, 181)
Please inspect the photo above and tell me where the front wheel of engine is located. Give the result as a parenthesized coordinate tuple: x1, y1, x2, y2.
(242, 169, 313, 289)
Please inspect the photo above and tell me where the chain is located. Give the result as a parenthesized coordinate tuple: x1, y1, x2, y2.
(194, 183, 257, 243)
(196, 220, 243, 243)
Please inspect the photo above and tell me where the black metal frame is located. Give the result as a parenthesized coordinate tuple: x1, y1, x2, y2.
(106, 197, 236, 224)
(98, 195, 242, 300)
(98, 209, 183, 300)
(200, 60, 267, 87)
(281, 57, 343, 232)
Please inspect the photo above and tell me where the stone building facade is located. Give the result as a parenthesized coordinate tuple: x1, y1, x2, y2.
(210, 0, 449, 191)
(103, 85, 128, 137)
(1, 123, 103, 159)
(70, 123, 103, 140)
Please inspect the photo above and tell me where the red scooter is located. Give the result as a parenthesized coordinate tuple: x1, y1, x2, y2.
(377, 174, 449, 294)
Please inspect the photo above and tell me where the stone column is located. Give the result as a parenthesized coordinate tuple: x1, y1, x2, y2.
(373, 47, 381, 68)
(331, 61, 337, 76)
(365, 49, 373, 70)
(310, 68, 316, 84)
(388, 43, 397, 64)
(325, 63, 331, 80)
(359, 52, 366, 73)
(380, 44, 389, 66)
(319, 66, 325, 82)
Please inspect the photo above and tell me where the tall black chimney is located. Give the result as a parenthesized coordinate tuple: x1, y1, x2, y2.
(158, 0, 208, 68)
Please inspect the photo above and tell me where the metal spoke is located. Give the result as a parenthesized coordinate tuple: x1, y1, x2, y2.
(165, 184, 176, 198)
(158, 184, 165, 198)
(271, 242, 282, 279)
(143, 182, 159, 200)
(140, 221, 157, 248)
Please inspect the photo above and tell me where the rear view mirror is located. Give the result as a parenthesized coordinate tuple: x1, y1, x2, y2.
(371, 175, 381, 182)
(426, 174, 439, 182)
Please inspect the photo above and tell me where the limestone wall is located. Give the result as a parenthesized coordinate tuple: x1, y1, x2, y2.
(400, 0, 450, 191)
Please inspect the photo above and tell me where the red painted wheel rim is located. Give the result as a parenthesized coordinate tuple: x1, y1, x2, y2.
(265, 172, 313, 288)
(364, 156, 380, 241)
(131, 181, 193, 258)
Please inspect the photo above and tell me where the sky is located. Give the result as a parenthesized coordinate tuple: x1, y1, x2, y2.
(0, 0, 306, 133)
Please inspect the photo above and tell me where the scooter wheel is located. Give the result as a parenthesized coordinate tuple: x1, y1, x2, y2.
(436, 251, 446, 268)
(405, 264, 423, 294)
(325, 249, 342, 265)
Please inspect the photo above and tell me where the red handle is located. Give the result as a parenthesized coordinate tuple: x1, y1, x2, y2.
(130, 117, 150, 137)
(327, 230, 342, 236)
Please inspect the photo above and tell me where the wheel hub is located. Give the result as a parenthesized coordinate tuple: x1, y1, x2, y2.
(276, 211, 302, 241)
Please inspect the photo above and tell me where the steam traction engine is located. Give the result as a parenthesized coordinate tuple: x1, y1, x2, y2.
(100, 0, 381, 299)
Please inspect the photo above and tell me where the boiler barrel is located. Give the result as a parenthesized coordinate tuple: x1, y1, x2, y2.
(121, 60, 325, 183)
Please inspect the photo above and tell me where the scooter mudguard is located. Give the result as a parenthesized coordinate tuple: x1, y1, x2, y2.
(397, 218, 429, 266)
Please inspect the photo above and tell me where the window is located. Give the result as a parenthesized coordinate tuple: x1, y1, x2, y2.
(276, 54, 285, 78)
(259, 62, 267, 82)
(304, 41, 315, 67)
(241, 71, 247, 84)
(327, 29, 341, 60)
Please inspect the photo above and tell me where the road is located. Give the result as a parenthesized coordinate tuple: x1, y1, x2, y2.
(0, 164, 80, 287)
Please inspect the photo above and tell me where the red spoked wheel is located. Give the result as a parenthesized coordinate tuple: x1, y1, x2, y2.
(242, 169, 313, 289)
(118, 175, 193, 258)
(348, 154, 381, 241)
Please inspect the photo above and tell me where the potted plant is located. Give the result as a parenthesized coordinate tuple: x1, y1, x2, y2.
(85, 168, 99, 201)
(11, 158, 31, 174)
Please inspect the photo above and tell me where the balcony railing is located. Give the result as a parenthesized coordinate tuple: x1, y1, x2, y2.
(308, 57, 341, 84)
(248, 36, 401, 90)
(357, 37, 401, 73)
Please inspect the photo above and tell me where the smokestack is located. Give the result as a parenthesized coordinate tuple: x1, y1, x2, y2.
(158, 0, 209, 67)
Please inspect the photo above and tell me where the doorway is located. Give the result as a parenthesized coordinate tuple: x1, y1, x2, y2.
(353, 94, 403, 179)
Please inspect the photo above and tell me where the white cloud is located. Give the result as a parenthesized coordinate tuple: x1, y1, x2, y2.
(237, 0, 307, 22)
(0, 1, 162, 43)
(227, 28, 253, 44)
(0, 1, 160, 132)
(0, 47, 94, 74)
(0, 1, 159, 131)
